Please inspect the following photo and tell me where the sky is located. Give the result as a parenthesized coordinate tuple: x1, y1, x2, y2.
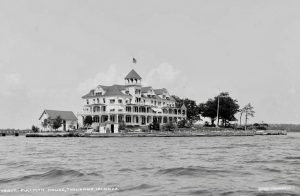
(0, 0, 300, 129)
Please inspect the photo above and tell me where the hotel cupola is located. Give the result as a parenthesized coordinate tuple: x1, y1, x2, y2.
(125, 69, 142, 86)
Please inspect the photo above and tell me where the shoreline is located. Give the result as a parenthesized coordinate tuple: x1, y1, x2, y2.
(24, 130, 287, 137)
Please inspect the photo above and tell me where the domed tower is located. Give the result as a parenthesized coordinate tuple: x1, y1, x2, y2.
(124, 69, 142, 104)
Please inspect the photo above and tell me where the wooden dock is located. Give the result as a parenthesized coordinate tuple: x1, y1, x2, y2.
(255, 130, 287, 135)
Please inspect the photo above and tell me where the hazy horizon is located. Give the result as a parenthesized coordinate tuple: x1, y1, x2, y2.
(1, 0, 300, 129)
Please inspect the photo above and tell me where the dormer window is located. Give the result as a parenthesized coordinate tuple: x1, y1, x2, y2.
(95, 92, 102, 96)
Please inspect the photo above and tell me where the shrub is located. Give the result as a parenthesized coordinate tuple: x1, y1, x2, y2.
(31, 125, 40, 133)
(140, 126, 149, 132)
(162, 122, 176, 131)
(177, 119, 187, 128)
(119, 121, 126, 131)
(149, 119, 160, 131)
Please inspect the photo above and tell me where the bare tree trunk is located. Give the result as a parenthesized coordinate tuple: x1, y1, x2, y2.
(245, 113, 248, 130)
(239, 113, 243, 126)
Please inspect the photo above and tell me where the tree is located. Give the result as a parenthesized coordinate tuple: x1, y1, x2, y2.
(84, 116, 93, 127)
(239, 108, 245, 126)
(201, 92, 240, 126)
(242, 103, 255, 130)
(31, 125, 40, 133)
(200, 99, 217, 125)
(52, 116, 63, 130)
(41, 118, 49, 131)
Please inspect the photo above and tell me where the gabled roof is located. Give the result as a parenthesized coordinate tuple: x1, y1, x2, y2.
(154, 88, 168, 95)
(39, 110, 77, 121)
(125, 69, 142, 79)
(181, 104, 187, 110)
(82, 85, 131, 98)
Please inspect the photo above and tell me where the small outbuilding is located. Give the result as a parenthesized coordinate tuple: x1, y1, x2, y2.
(39, 109, 78, 131)
(96, 121, 119, 133)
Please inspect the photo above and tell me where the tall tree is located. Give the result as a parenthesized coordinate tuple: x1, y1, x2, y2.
(201, 92, 240, 126)
(200, 99, 217, 125)
(242, 103, 255, 129)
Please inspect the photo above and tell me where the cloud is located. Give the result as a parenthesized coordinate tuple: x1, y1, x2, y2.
(144, 62, 181, 86)
(143, 63, 188, 97)
(77, 65, 123, 94)
(0, 73, 22, 95)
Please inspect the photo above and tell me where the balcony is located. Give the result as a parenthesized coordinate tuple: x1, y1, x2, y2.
(79, 110, 186, 117)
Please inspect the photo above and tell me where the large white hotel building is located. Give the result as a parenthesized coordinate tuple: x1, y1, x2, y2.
(79, 69, 187, 131)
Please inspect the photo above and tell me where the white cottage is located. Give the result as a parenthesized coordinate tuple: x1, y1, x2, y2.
(39, 110, 78, 131)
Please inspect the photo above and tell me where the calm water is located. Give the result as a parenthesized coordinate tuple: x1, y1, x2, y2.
(0, 133, 299, 196)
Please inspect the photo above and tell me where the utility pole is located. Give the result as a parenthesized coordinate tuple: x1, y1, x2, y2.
(216, 96, 220, 127)
(216, 94, 227, 128)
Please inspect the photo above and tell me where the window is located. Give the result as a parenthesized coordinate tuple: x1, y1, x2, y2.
(86, 99, 89, 104)
(125, 91, 129, 94)
(110, 99, 115, 104)
(118, 99, 122, 103)
(97, 98, 99, 103)
(135, 98, 141, 103)
(110, 109, 115, 112)
(103, 98, 105, 103)
(126, 106, 132, 112)
(126, 116, 131, 123)
(95, 92, 102, 96)
(134, 107, 138, 112)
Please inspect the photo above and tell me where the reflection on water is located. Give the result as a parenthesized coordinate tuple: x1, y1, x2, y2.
(0, 133, 299, 196)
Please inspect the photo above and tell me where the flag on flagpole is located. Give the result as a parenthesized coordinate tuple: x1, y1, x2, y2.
(133, 58, 137, 64)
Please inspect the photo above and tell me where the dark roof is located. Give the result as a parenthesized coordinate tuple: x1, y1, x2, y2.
(141, 86, 152, 93)
(104, 85, 126, 97)
(39, 110, 77, 121)
(125, 69, 142, 79)
(82, 85, 131, 98)
(154, 88, 168, 95)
